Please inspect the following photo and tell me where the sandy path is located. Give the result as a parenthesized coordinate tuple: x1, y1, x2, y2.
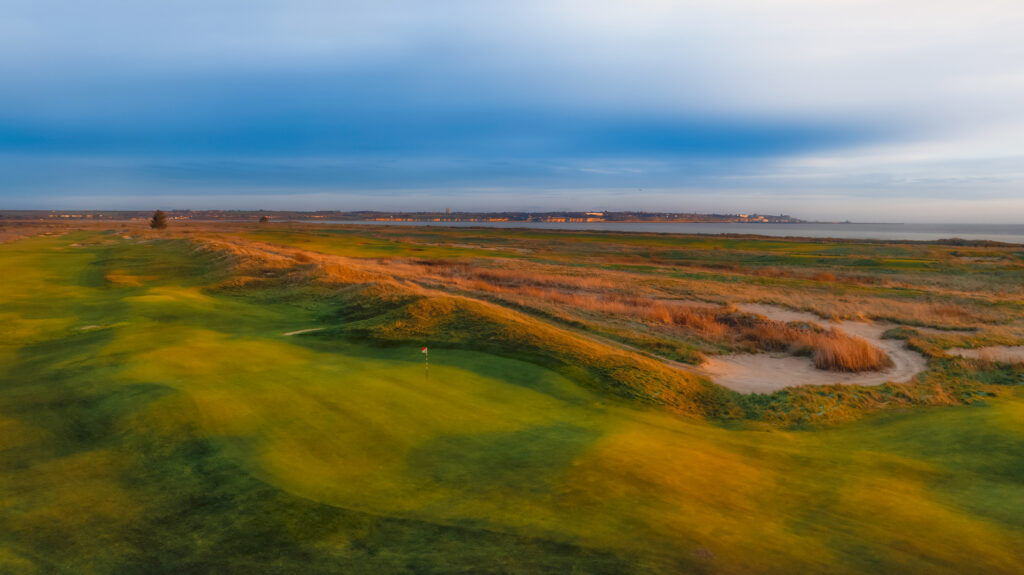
(700, 303, 928, 394)
(283, 327, 326, 336)
(947, 346, 1024, 364)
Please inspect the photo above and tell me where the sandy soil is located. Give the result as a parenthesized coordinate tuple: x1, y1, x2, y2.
(701, 303, 928, 394)
(947, 346, 1024, 364)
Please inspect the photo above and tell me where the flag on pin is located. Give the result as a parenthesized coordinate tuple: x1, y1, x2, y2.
(421, 346, 428, 354)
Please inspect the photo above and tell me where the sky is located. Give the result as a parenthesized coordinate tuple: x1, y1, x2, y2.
(2, 0, 1023, 221)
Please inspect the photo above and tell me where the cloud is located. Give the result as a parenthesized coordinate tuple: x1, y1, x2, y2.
(1, 1, 1023, 219)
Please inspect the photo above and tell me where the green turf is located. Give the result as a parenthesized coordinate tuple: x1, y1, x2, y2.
(2, 232, 1022, 574)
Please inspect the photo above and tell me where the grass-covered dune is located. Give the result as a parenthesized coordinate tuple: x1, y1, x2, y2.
(2, 223, 1023, 574)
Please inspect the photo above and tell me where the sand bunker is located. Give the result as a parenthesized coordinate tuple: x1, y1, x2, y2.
(947, 346, 1024, 364)
(702, 303, 928, 394)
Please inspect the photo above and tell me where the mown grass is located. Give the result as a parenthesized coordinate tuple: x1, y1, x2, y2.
(2, 226, 1023, 574)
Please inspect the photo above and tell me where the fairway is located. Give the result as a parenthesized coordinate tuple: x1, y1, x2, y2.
(2, 226, 1023, 574)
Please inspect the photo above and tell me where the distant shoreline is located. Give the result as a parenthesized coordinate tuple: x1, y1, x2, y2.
(314, 220, 1024, 245)
(4, 218, 1022, 245)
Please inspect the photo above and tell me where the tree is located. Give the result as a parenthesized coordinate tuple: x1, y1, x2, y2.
(259, 215, 269, 223)
(150, 210, 167, 229)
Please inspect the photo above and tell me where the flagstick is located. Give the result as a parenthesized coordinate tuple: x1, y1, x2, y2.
(424, 347, 429, 379)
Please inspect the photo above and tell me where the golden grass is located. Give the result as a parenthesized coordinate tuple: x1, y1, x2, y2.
(189, 238, 898, 374)
(104, 270, 150, 286)
(811, 333, 893, 371)
(28, 221, 1013, 374)
(394, 270, 894, 372)
(737, 318, 893, 372)
(388, 255, 1005, 329)
(170, 222, 1018, 331)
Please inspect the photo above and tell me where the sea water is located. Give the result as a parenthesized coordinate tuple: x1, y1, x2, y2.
(312, 221, 1024, 244)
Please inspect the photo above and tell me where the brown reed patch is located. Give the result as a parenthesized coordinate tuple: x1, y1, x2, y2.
(432, 264, 619, 292)
(810, 333, 893, 371)
(737, 319, 893, 372)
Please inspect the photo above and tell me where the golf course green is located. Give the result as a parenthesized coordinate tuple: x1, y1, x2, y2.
(2, 228, 1022, 574)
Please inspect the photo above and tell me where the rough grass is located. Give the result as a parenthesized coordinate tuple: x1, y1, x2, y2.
(737, 319, 894, 372)
(323, 258, 898, 371)
(811, 333, 892, 371)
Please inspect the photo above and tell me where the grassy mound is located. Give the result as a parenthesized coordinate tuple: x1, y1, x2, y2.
(319, 283, 741, 418)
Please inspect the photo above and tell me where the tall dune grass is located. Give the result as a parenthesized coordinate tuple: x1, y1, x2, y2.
(810, 333, 894, 371)
(738, 320, 893, 372)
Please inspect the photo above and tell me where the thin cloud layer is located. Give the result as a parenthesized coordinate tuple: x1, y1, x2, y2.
(1, 0, 1023, 220)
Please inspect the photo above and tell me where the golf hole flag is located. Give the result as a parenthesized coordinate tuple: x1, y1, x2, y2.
(421, 346, 428, 354)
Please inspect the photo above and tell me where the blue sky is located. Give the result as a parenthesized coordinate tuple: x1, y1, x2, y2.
(2, 1, 1023, 221)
